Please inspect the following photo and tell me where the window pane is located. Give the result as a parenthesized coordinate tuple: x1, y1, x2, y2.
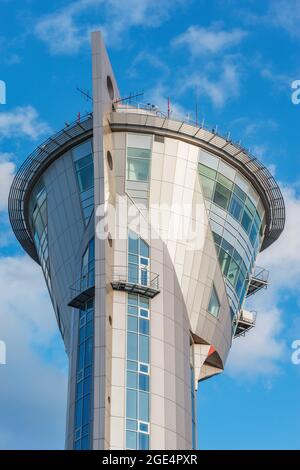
(127, 371, 138, 389)
(200, 175, 215, 199)
(218, 248, 231, 276)
(207, 285, 220, 317)
(127, 157, 150, 181)
(128, 294, 138, 306)
(126, 431, 137, 449)
(213, 182, 231, 210)
(139, 391, 149, 422)
(82, 395, 91, 426)
(139, 308, 149, 319)
(241, 207, 252, 233)
(234, 184, 246, 202)
(128, 316, 138, 332)
(139, 432, 149, 450)
(227, 258, 239, 287)
(249, 223, 258, 245)
(128, 232, 138, 254)
(128, 263, 138, 283)
(198, 163, 216, 180)
(140, 239, 149, 258)
(126, 419, 137, 431)
(139, 297, 149, 309)
(245, 197, 256, 216)
(139, 335, 149, 363)
(217, 173, 233, 190)
(127, 332, 138, 361)
(139, 318, 149, 335)
(126, 389, 137, 419)
(139, 373, 149, 392)
(128, 147, 151, 159)
(229, 194, 243, 221)
(75, 399, 83, 429)
(128, 305, 138, 316)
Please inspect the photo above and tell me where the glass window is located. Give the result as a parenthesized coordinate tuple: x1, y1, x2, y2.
(245, 197, 256, 217)
(127, 371, 138, 389)
(128, 147, 151, 159)
(229, 194, 243, 221)
(128, 316, 138, 332)
(139, 373, 149, 392)
(75, 155, 93, 192)
(241, 207, 252, 233)
(129, 231, 139, 254)
(139, 318, 149, 335)
(139, 335, 149, 363)
(198, 163, 216, 180)
(139, 433, 149, 450)
(213, 182, 231, 210)
(127, 157, 150, 181)
(233, 184, 246, 202)
(227, 258, 239, 287)
(217, 173, 233, 190)
(200, 175, 215, 199)
(249, 223, 258, 246)
(219, 248, 231, 276)
(127, 389, 138, 419)
(139, 391, 149, 422)
(126, 431, 137, 449)
(140, 239, 149, 258)
(207, 285, 220, 317)
(127, 332, 138, 361)
(127, 419, 137, 431)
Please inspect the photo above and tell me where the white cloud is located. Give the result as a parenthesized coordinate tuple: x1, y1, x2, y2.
(172, 25, 247, 57)
(227, 182, 300, 377)
(177, 59, 242, 108)
(0, 255, 67, 449)
(269, 0, 300, 39)
(0, 106, 50, 140)
(35, 0, 185, 54)
(227, 307, 285, 376)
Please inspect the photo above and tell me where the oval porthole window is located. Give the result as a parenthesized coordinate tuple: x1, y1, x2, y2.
(107, 75, 114, 100)
(107, 150, 113, 170)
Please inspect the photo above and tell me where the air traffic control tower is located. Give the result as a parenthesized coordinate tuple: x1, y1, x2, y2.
(8, 32, 285, 450)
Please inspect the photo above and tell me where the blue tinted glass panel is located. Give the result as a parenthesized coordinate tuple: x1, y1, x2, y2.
(127, 332, 138, 361)
(139, 335, 149, 363)
(127, 389, 138, 419)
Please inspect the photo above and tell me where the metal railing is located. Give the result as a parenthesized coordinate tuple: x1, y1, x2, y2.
(247, 266, 269, 297)
(111, 265, 159, 291)
(70, 262, 95, 297)
(249, 266, 269, 283)
(234, 309, 257, 337)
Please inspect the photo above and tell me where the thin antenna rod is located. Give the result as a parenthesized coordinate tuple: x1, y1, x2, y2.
(77, 87, 93, 102)
(114, 91, 144, 104)
(167, 97, 170, 118)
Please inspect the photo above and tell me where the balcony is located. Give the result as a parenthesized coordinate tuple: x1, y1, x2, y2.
(68, 263, 95, 309)
(111, 265, 160, 298)
(234, 309, 257, 338)
(246, 266, 269, 297)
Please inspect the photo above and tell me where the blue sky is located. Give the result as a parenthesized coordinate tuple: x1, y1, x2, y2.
(0, 0, 300, 450)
